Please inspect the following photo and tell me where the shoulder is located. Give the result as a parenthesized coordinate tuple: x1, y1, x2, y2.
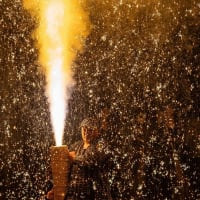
(96, 138, 110, 154)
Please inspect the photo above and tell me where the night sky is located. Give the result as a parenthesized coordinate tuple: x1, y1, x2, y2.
(0, 0, 199, 199)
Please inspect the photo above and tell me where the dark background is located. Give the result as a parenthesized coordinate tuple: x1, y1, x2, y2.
(0, 0, 199, 199)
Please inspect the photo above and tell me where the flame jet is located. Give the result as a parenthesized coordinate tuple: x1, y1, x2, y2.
(23, 0, 90, 146)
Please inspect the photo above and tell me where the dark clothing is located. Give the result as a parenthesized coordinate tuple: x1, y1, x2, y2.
(145, 127, 187, 199)
(65, 140, 112, 200)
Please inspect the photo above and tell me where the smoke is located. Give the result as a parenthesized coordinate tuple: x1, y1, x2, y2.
(23, 0, 90, 146)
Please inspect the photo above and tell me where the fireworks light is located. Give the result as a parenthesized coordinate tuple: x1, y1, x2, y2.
(23, 0, 90, 146)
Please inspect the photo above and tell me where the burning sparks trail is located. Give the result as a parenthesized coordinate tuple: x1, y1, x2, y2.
(23, 0, 90, 146)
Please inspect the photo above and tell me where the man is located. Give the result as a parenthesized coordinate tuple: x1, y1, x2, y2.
(47, 118, 112, 200)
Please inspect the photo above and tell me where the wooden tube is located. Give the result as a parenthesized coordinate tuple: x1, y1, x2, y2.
(50, 145, 70, 200)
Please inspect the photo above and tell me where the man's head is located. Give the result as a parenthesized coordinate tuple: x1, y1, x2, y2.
(80, 118, 99, 143)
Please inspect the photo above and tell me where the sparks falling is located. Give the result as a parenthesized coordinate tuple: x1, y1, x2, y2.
(23, 0, 90, 146)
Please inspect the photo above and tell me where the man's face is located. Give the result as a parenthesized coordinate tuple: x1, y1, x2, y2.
(137, 112, 146, 125)
(81, 127, 98, 143)
(81, 127, 91, 143)
(164, 107, 175, 129)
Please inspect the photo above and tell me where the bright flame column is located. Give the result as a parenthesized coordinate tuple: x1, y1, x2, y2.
(23, 0, 90, 146)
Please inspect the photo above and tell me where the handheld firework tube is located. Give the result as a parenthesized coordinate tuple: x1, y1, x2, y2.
(50, 145, 70, 200)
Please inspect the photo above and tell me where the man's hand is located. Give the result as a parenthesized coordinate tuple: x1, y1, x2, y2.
(69, 151, 76, 160)
(46, 189, 54, 200)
